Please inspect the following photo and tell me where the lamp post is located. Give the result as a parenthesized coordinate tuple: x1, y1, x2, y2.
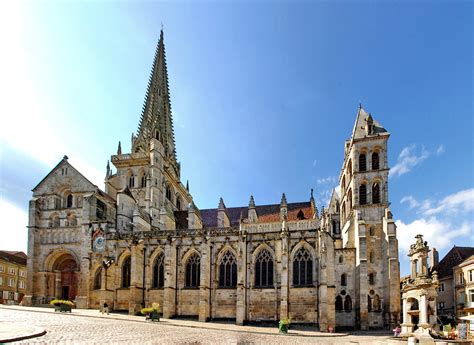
(102, 257, 115, 291)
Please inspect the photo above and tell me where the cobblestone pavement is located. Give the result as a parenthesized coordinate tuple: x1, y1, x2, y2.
(0, 308, 395, 344)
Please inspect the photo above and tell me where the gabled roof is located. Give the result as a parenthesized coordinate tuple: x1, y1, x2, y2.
(32, 155, 97, 193)
(432, 246, 474, 278)
(0, 250, 27, 266)
(351, 107, 388, 140)
(199, 201, 313, 228)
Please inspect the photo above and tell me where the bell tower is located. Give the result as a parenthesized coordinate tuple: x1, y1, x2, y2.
(338, 106, 400, 330)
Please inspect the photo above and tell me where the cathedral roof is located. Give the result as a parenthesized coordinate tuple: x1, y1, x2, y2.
(200, 201, 313, 227)
(351, 106, 388, 140)
(32, 155, 97, 194)
(432, 245, 474, 279)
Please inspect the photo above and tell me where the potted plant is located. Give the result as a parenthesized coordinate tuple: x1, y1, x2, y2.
(141, 302, 160, 322)
(279, 317, 291, 334)
(50, 299, 74, 312)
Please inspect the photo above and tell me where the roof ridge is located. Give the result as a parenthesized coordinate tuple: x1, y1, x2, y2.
(200, 201, 311, 212)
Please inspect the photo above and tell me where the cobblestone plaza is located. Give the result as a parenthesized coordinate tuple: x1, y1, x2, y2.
(0, 306, 397, 344)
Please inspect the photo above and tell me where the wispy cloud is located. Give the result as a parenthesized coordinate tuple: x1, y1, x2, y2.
(396, 217, 472, 254)
(390, 144, 444, 178)
(397, 188, 474, 256)
(316, 176, 337, 185)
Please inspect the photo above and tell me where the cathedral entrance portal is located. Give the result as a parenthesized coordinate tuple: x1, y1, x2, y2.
(49, 253, 79, 301)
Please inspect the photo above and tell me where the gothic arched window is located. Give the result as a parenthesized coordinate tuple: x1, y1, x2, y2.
(166, 185, 172, 201)
(359, 184, 367, 205)
(176, 196, 182, 210)
(122, 257, 131, 288)
(152, 253, 164, 288)
(94, 268, 102, 290)
(293, 247, 313, 287)
(341, 273, 347, 286)
(141, 175, 146, 188)
(51, 215, 60, 228)
(359, 153, 367, 172)
(368, 295, 372, 312)
(339, 255, 343, 263)
(373, 294, 381, 312)
(336, 295, 343, 311)
(255, 248, 274, 288)
(372, 183, 380, 204)
(185, 253, 200, 288)
(66, 194, 73, 208)
(297, 210, 305, 220)
(372, 152, 380, 170)
(369, 272, 375, 285)
(369, 250, 374, 263)
(128, 174, 135, 188)
(219, 250, 237, 288)
(344, 295, 352, 311)
(68, 214, 77, 227)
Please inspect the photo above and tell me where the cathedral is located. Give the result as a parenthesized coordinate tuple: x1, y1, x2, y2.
(24, 30, 400, 331)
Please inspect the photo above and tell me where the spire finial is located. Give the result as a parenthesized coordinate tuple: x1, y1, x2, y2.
(106, 160, 110, 177)
(359, 102, 362, 109)
(249, 195, 255, 208)
(310, 188, 314, 199)
(280, 193, 287, 206)
(117, 141, 122, 155)
(186, 180, 189, 192)
(218, 197, 225, 210)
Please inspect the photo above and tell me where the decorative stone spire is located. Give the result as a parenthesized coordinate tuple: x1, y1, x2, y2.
(132, 30, 179, 177)
(186, 180, 189, 192)
(217, 197, 230, 228)
(218, 197, 226, 210)
(310, 188, 316, 215)
(248, 195, 257, 223)
(249, 195, 255, 208)
(105, 160, 111, 178)
(117, 141, 122, 155)
(280, 193, 287, 206)
(280, 193, 288, 222)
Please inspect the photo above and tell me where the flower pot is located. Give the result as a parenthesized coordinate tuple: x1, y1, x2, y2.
(60, 304, 72, 312)
(150, 310, 160, 322)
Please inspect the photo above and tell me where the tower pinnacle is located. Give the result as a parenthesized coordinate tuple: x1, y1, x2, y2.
(133, 30, 179, 176)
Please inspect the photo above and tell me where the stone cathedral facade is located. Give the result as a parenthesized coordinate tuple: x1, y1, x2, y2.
(24, 31, 400, 331)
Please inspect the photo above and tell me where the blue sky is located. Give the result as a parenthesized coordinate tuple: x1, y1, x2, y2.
(0, 1, 472, 276)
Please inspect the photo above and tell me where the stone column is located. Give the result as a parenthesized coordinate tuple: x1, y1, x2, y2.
(419, 294, 428, 326)
(55, 272, 61, 298)
(163, 240, 177, 319)
(236, 232, 247, 325)
(128, 245, 144, 315)
(279, 228, 289, 321)
(401, 298, 414, 336)
(199, 240, 211, 322)
(23, 200, 38, 306)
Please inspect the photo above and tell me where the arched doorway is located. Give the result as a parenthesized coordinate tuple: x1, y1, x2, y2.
(45, 252, 79, 301)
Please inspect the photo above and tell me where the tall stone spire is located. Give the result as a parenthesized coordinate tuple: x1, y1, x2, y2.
(133, 30, 179, 175)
